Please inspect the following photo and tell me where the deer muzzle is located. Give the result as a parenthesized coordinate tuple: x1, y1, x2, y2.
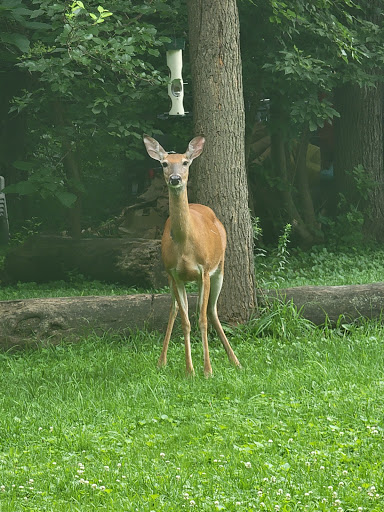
(169, 174, 182, 187)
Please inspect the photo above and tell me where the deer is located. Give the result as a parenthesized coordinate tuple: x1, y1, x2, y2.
(143, 134, 241, 377)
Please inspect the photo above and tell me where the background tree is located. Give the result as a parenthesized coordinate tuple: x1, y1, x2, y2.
(187, 0, 257, 323)
(2, 0, 384, 266)
(240, 0, 384, 246)
(334, 0, 384, 242)
(1, 0, 182, 236)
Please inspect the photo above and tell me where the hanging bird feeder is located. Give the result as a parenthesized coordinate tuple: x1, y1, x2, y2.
(162, 38, 187, 118)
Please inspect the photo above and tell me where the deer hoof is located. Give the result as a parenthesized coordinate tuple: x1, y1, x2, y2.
(204, 367, 213, 378)
(185, 367, 195, 378)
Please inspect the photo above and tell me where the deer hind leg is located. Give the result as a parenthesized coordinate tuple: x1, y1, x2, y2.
(208, 267, 242, 368)
(158, 277, 178, 368)
(198, 269, 212, 377)
(170, 273, 194, 376)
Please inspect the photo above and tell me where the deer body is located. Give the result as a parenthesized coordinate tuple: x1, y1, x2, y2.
(163, 203, 225, 280)
(143, 135, 241, 376)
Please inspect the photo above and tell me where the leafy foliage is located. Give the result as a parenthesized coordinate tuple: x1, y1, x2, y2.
(2, 0, 184, 229)
(0, 0, 37, 57)
(2, 0, 384, 243)
(241, 0, 384, 244)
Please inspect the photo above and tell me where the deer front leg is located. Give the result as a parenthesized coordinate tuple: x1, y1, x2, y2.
(199, 270, 212, 377)
(158, 279, 178, 368)
(208, 267, 241, 368)
(171, 275, 194, 376)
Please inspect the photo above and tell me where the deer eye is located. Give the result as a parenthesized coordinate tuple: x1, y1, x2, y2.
(182, 160, 188, 166)
(162, 162, 168, 168)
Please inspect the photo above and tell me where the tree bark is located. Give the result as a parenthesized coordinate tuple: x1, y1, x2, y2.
(0, 294, 175, 350)
(187, 0, 257, 323)
(2, 283, 384, 349)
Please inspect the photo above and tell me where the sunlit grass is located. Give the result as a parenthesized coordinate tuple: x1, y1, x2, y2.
(1, 245, 384, 509)
(0, 280, 164, 301)
(0, 321, 383, 511)
(266, 246, 384, 288)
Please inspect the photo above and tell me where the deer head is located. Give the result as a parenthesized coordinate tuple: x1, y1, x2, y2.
(143, 135, 205, 191)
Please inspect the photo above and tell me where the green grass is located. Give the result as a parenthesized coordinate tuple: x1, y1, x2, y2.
(0, 321, 383, 511)
(0, 280, 158, 302)
(257, 245, 384, 288)
(1, 247, 384, 510)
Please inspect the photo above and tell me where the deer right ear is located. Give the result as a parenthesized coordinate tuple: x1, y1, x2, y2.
(143, 134, 167, 161)
(185, 136, 205, 161)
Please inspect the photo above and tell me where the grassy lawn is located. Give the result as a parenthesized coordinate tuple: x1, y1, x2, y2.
(0, 321, 383, 511)
(258, 246, 384, 289)
(1, 246, 384, 510)
(0, 280, 148, 302)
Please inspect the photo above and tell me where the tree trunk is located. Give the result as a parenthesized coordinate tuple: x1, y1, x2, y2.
(187, 0, 257, 323)
(295, 126, 320, 233)
(334, 82, 384, 239)
(269, 106, 316, 247)
(2, 283, 384, 349)
(63, 148, 82, 239)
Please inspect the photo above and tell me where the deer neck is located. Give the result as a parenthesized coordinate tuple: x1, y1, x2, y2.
(168, 187, 192, 243)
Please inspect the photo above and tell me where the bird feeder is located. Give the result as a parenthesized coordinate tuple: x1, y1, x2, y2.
(165, 38, 186, 116)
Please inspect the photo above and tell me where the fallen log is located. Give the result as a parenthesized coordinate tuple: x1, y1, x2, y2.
(4, 236, 167, 289)
(1, 282, 384, 349)
(262, 283, 384, 325)
(0, 294, 182, 350)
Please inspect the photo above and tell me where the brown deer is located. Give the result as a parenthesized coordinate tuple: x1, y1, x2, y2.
(143, 135, 241, 376)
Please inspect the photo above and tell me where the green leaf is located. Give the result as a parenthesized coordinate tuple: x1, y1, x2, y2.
(3, 181, 35, 195)
(55, 191, 77, 208)
(23, 21, 50, 30)
(0, 32, 30, 53)
(309, 120, 318, 132)
(12, 161, 34, 171)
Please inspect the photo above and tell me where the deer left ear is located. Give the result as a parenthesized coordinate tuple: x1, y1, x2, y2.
(185, 136, 205, 161)
(143, 134, 167, 161)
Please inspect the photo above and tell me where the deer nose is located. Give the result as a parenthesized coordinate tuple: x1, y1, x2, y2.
(169, 174, 182, 186)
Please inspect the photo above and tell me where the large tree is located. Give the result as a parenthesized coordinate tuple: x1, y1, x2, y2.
(187, 0, 257, 323)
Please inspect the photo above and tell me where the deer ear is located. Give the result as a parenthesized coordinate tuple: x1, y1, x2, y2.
(143, 134, 167, 161)
(185, 136, 205, 161)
